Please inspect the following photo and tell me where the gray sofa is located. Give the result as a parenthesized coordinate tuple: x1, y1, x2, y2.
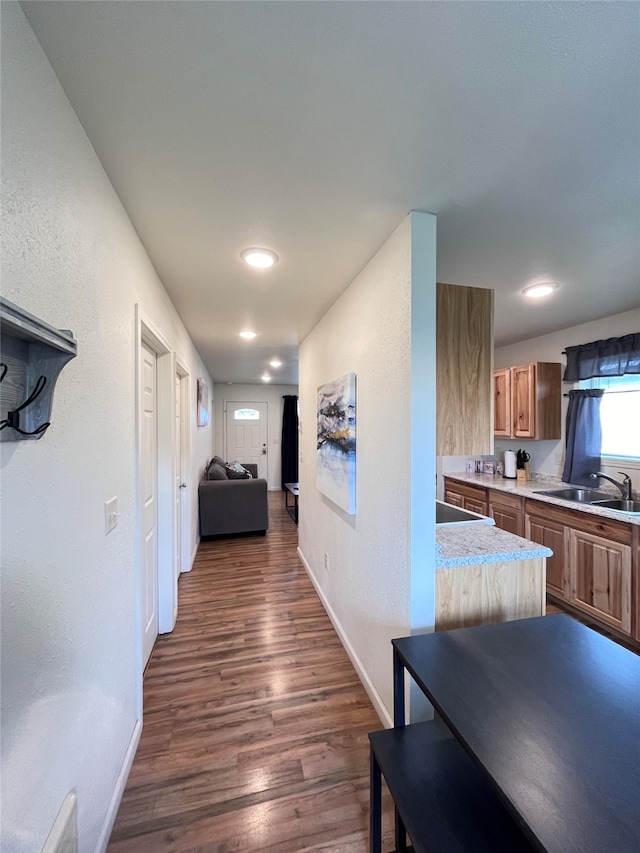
(198, 458, 269, 537)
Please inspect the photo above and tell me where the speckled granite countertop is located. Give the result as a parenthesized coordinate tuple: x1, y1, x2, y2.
(436, 524, 552, 569)
(443, 472, 640, 527)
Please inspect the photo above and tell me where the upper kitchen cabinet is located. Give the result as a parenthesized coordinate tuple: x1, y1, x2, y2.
(494, 362, 562, 440)
(436, 282, 493, 456)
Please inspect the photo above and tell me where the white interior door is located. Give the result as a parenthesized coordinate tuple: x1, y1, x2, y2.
(140, 341, 158, 668)
(175, 373, 183, 579)
(225, 401, 268, 479)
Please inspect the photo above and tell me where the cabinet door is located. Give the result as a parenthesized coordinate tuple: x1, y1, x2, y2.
(568, 528, 632, 635)
(493, 368, 512, 437)
(526, 515, 566, 598)
(511, 364, 536, 438)
(490, 504, 524, 536)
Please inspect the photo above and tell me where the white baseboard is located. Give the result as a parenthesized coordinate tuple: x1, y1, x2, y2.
(94, 717, 142, 853)
(189, 539, 199, 569)
(296, 546, 393, 729)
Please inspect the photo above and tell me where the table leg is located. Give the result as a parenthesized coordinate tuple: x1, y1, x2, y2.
(369, 747, 382, 853)
(393, 648, 405, 727)
(392, 648, 409, 849)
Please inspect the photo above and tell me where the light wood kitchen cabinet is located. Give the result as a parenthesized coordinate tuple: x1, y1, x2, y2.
(567, 527, 632, 636)
(524, 497, 636, 641)
(437, 283, 493, 456)
(525, 510, 567, 598)
(493, 362, 562, 440)
(488, 489, 524, 537)
(444, 480, 488, 516)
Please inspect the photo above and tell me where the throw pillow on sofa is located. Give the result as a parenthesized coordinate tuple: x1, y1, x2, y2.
(225, 461, 252, 480)
(207, 463, 227, 480)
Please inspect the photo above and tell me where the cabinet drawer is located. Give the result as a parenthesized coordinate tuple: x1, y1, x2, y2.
(488, 489, 524, 511)
(526, 499, 632, 545)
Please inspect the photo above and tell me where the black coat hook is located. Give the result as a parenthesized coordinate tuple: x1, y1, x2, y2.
(0, 374, 51, 436)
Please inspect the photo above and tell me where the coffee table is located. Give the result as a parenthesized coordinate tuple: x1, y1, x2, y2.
(284, 482, 298, 524)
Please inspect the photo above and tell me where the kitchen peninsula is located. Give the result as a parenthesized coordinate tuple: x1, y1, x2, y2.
(435, 511, 551, 631)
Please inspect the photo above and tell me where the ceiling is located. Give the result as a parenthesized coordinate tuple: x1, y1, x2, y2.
(21, 1, 640, 387)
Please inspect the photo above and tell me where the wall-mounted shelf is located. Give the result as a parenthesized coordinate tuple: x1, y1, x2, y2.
(0, 298, 77, 441)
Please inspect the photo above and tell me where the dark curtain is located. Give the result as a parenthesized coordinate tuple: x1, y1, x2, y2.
(281, 395, 299, 489)
(564, 333, 640, 381)
(562, 389, 604, 486)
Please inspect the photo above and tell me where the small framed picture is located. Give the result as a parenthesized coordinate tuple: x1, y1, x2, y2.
(483, 461, 495, 474)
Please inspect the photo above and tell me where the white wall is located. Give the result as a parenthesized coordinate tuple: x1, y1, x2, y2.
(1, 6, 212, 852)
(212, 383, 298, 490)
(494, 308, 640, 479)
(298, 212, 437, 725)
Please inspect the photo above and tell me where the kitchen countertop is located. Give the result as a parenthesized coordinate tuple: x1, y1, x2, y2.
(443, 471, 640, 527)
(436, 524, 552, 569)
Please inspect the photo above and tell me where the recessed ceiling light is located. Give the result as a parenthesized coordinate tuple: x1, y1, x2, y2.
(522, 282, 558, 299)
(261, 374, 272, 382)
(241, 248, 278, 269)
(239, 330, 257, 339)
(269, 359, 282, 368)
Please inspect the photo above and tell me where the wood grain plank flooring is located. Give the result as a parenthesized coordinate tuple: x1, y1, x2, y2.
(107, 492, 395, 853)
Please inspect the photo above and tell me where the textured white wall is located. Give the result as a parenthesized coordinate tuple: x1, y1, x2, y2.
(494, 308, 640, 478)
(0, 6, 212, 852)
(298, 213, 436, 723)
(212, 383, 299, 490)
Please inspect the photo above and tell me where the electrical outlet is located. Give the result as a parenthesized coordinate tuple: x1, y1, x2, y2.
(324, 552, 329, 571)
(105, 497, 118, 534)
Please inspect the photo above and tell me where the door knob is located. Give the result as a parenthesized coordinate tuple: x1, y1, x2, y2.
(179, 483, 187, 488)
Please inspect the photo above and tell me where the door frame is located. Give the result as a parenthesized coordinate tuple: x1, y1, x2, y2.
(176, 362, 192, 576)
(135, 306, 177, 710)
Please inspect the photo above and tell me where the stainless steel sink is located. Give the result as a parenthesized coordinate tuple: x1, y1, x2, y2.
(590, 499, 640, 515)
(533, 488, 609, 503)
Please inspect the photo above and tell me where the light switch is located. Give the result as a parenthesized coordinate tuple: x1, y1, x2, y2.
(105, 497, 118, 534)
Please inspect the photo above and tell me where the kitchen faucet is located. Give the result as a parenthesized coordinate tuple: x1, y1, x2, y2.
(590, 471, 633, 501)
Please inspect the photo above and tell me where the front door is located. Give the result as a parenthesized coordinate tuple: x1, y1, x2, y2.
(225, 401, 268, 479)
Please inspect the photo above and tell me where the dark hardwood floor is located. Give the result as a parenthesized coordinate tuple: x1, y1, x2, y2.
(107, 492, 394, 852)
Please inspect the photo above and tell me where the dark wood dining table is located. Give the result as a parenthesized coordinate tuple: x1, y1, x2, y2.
(392, 614, 640, 853)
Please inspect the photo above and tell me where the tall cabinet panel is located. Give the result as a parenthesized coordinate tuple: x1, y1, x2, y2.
(436, 282, 493, 455)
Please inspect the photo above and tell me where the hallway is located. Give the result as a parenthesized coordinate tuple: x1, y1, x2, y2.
(107, 492, 393, 852)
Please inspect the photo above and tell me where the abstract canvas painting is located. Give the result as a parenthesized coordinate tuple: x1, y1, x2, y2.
(317, 373, 356, 514)
(197, 377, 209, 427)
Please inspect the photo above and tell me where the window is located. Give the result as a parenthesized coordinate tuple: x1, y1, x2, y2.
(580, 375, 640, 460)
(233, 408, 259, 421)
